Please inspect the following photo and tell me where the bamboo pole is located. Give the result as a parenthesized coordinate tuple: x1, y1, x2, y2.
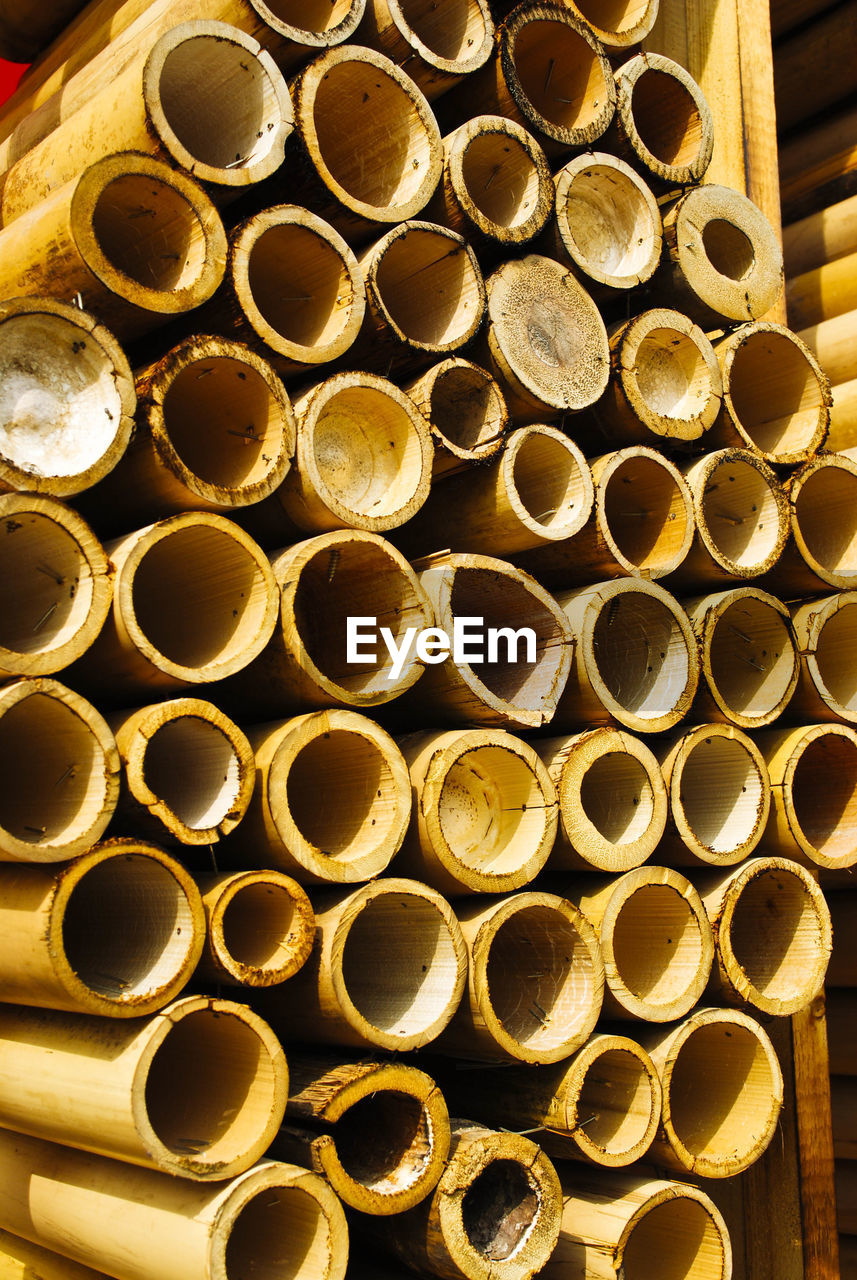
(408, 551, 573, 728)
(0, 153, 227, 341)
(514, 446, 694, 586)
(762, 453, 857, 595)
(272, 1052, 450, 1213)
(783, 193, 857, 278)
(537, 728, 668, 872)
(790, 591, 857, 724)
(238, 709, 412, 884)
(787, 248, 857, 329)
(0, 840, 204, 1016)
(641, 1006, 783, 1177)
(799, 307, 857, 387)
(437, 891, 604, 1063)
(0, 1230, 110, 1280)
(393, 727, 558, 895)
(0, 995, 288, 1180)
(758, 723, 857, 870)
(554, 577, 699, 734)
(0, 297, 135, 497)
(0, 678, 119, 864)
(0, 0, 89, 60)
(0, 1132, 348, 1280)
(655, 722, 771, 867)
(557, 0, 660, 48)
(403, 358, 508, 474)
(357, 0, 493, 99)
(828, 377, 857, 451)
(108, 698, 254, 847)
(774, 0, 857, 134)
(260, 877, 467, 1051)
(569, 866, 714, 1021)
(696, 856, 832, 1016)
(606, 52, 714, 190)
(197, 871, 315, 987)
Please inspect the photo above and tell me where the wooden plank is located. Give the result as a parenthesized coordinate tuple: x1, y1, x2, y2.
(794, 996, 841, 1279)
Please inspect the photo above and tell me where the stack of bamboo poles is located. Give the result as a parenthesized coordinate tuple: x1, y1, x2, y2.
(0, 0, 847, 1276)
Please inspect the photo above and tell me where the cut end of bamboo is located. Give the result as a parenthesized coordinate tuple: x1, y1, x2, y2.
(793, 591, 857, 723)
(252, 0, 365, 48)
(689, 449, 789, 580)
(595, 447, 695, 578)
(502, 425, 594, 544)
(200, 872, 315, 987)
(444, 115, 553, 244)
(601, 1180, 731, 1280)
(613, 53, 713, 189)
(563, 1035, 662, 1167)
(769, 724, 857, 869)
(566, 0, 659, 46)
(404, 358, 508, 468)
(789, 454, 857, 591)
(377, 0, 493, 84)
(553, 153, 662, 290)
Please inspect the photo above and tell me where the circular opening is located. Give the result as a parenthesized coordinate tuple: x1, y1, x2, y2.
(814, 602, 857, 715)
(247, 223, 355, 352)
(678, 735, 765, 855)
(580, 753, 655, 845)
(795, 466, 857, 579)
(708, 597, 796, 721)
(225, 1185, 332, 1280)
(729, 868, 826, 1004)
(374, 230, 481, 348)
(0, 694, 109, 850)
(222, 882, 300, 972)
(427, 365, 505, 453)
(563, 163, 656, 281)
(143, 717, 241, 831)
(144, 1008, 277, 1166)
(591, 592, 690, 723)
(602, 456, 691, 573)
(437, 745, 548, 875)
(262, 0, 355, 34)
(512, 19, 607, 135)
(702, 220, 755, 281)
(622, 1198, 726, 1280)
(333, 1091, 430, 1191)
(0, 515, 94, 658)
(611, 884, 704, 1008)
(700, 459, 781, 570)
(573, 0, 650, 36)
(630, 69, 703, 168)
(461, 1160, 538, 1262)
(398, 0, 488, 61)
(91, 174, 207, 292)
(312, 59, 432, 210)
(62, 855, 194, 1000)
(460, 131, 541, 231)
(486, 905, 598, 1052)
(635, 329, 712, 420)
(512, 433, 588, 533)
(728, 332, 826, 458)
(792, 732, 857, 861)
(340, 892, 460, 1037)
(0, 314, 123, 479)
(576, 1048, 656, 1156)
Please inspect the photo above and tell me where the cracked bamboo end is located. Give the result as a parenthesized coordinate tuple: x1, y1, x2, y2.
(593, 446, 695, 577)
(553, 153, 661, 291)
(366, 0, 493, 93)
(404, 358, 508, 469)
(786, 452, 857, 591)
(792, 591, 857, 724)
(761, 723, 857, 869)
(199, 872, 315, 987)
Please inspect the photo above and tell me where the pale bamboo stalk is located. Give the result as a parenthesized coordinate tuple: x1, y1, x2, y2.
(655, 723, 771, 867)
(758, 723, 857, 870)
(790, 591, 857, 724)
(357, 0, 493, 99)
(828, 989, 857, 1071)
(238, 709, 412, 884)
(0, 995, 288, 1179)
(108, 699, 254, 846)
(0, 840, 204, 1016)
(0, 1230, 110, 1280)
(605, 53, 713, 191)
(260, 877, 467, 1051)
(0, 297, 135, 497)
(537, 728, 668, 873)
(0, 495, 111, 678)
(641, 1007, 783, 1178)
(0, 22, 293, 226)
(828, 377, 857, 452)
(197, 871, 315, 987)
(272, 1053, 450, 1213)
(393, 728, 558, 895)
(398, 425, 593, 555)
(516, 445, 694, 587)
(0, 153, 227, 341)
(403, 357, 508, 474)
(788, 249, 857, 330)
(569, 866, 714, 1022)
(554, 577, 699, 733)
(762, 453, 857, 595)
(0, 0, 88, 59)
(0, 678, 119, 864)
(799, 307, 857, 387)
(70, 513, 279, 697)
(783, 193, 857, 278)
(0, 1133, 348, 1280)
(696, 856, 832, 1016)
(408, 551, 573, 728)
(437, 891, 604, 1063)
(710, 321, 830, 463)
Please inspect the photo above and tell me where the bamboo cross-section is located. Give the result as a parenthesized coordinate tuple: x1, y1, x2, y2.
(607, 53, 714, 191)
(763, 453, 857, 595)
(790, 591, 857, 724)
(561, 0, 660, 46)
(404, 358, 508, 473)
(357, 0, 493, 99)
(197, 871, 315, 987)
(758, 723, 857, 871)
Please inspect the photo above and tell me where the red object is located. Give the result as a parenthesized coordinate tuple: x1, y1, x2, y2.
(0, 59, 29, 107)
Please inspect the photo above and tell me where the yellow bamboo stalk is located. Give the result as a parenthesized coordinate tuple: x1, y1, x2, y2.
(827, 377, 857, 452)
(357, 0, 493, 99)
(763, 453, 857, 595)
(783, 193, 857, 277)
(790, 591, 857, 724)
(799, 307, 857, 388)
(758, 723, 857, 870)
(0, 1230, 110, 1280)
(197, 871, 315, 987)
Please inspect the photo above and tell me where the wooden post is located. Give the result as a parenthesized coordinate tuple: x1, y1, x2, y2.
(197, 871, 315, 988)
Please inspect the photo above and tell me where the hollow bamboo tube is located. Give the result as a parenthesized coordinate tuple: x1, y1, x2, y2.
(71, 512, 279, 697)
(0, 153, 227, 341)
(828, 989, 857, 1071)
(197, 871, 315, 987)
(655, 723, 770, 867)
(774, 0, 857, 134)
(656, 185, 785, 330)
(537, 728, 667, 872)
(0, 22, 293, 226)
(108, 698, 254, 846)
(361, 1122, 562, 1280)
(0, 495, 111, 678)
(0, 1230, 110, 1280)
(480, 253, 610, 421)
(403, 357, 508, 474)
(606, 53, 713, 191)
(0, 840, 204, 1016)
(278, 371, 431, 535)
(515, 446, 694, 587)
(697, 856, 832, 1016)
(398, 425, 593, 556)
(799, 308, 857, 388)
(828, 378, 857, 452)
(424, 116, 553, 247)
(407, 551, 573, 729)
(0, 1132, 348, 1280)
(0, 679, 119, 864)
(788, 249, 857, 330)
(357, 0, 493, 99)
(758, 723, 857, 870)
(238, 709, 412, 884)
(436, 891, 604, 1063)
(543, 1172, 732, 1280)
(641, 1007, 783, 1178)
(779, 106, 857, 228)
(790, 592, 857, 724)
(669, 448, 789, 587)
(260, 877, 467, 1051)
(0, 995, 288, 1180)
(567, 0, 662, 46)
(554, 577, 699, 734)
(783, 194, 857, 279)
(272, 1052, 450, 1213)
(290, 44, 443, 242)
(0, 297, 135, 497)
(569, 866, 714, 1022)
(0, 0, 89, 60)
(393, 728, 558, 895)
(763, 453, 857, 595)
(544, 152, 662, 293)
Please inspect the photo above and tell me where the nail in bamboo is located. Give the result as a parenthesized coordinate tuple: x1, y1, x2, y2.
(357, 0, 493, 99)
(790, 592, 857, 725)
(763, 453, 857, 595)
(758, 724, 857, 871)
(606, 53, 713, 191)
(404, 357, 508, 474)
(197, 870, 315, 987)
